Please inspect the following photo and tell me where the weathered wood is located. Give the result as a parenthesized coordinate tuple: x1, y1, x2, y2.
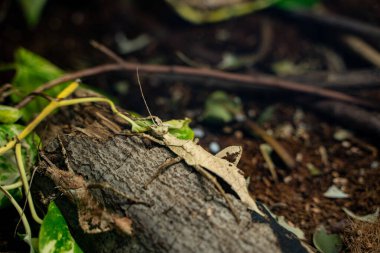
(33, 92, 309, 253)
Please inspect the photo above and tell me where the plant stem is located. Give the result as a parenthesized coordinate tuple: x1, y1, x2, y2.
(15, 143, 43, 224)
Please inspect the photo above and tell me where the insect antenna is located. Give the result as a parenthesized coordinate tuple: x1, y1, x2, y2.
(91, 40, 159, 126)
(136, 68, 158, 126)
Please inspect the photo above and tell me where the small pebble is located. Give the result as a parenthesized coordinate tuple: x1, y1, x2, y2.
(342, 141, 351, 148)
(350, 146, 360, 153)
(209, 142, 220, 154)
(283, 176, 292, 184)
(235, 114, 246, 122)
(295, 153, 303, 162)
(333, 177, 348, 186)
(248, 109, 256, 117)
(312, 197, 320, 204)
(222, 126, 233, 134)
(193, 128, 205, 138)
(371, 161, 379, 169)
(234, 130, 243, 139)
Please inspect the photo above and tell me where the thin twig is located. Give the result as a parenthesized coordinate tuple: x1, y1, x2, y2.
(285, 69, 380, 89)
(244, 120, 296, 169)
(342, 35, 380, 68)
(15, 61, 379, 110)
(0, 83, 13, 102)
(91, 41, 157, 124)
(276, 8, 380, 41)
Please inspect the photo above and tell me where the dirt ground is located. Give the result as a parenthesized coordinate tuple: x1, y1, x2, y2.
(0, 0, 379, 252)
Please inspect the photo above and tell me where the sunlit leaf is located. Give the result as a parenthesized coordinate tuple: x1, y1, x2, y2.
(39, 202, 83, 253)
(313, 226, 342, 253)
(323, 185, 349, 199)
(165, 0, 279, 24)
(0, 124, 40, 207)
(131, 118, 194, 140)
(165, 118, 194, 140)
(12, 48, 67, 121)
(18, 0, 48, 27)
(342, 207, 379, 224)
(0, 105, 22, 123)
(202, 91, 244, 125)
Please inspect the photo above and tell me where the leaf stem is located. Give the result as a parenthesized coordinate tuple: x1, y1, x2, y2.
(2, 180, 23, 190)
(0, 185, 33, 253)
(15, 143, 43, 224)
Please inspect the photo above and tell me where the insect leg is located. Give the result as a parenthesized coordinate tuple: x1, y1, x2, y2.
(144, 156, 182, 189)
(140, 133, 165, 146)
(193, 165, 240, 223)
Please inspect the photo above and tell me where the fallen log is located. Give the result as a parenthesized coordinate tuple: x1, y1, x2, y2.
(33, 90, 310, 253)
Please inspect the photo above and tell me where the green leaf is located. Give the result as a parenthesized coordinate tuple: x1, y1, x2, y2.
(306, 163, 321, 176)
(342, 207, 379, 224)
(11, 48, 67, 121)
(132, 118, 155, 133)
(0, 105, 23, 123)
(39, 202, 83, 253)
(0, 124, 39, 207)
(165, 0, 279, 24)
(275, 0, 319, 10)
(313, 226, 342, 253)
(257, 106, 277, 124)
(202, 91, 244, 125)
(18, 0, 48, 27)
(165, 118, 194, 140)
(131, 117, 194, 140)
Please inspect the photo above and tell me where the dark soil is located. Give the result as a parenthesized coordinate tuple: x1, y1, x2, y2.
(1, 0, 379, 252)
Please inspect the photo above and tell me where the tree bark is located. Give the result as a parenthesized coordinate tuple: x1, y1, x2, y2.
(33, 90, 310, 253)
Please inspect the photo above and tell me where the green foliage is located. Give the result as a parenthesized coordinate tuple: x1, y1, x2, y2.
(313, 226, 342, 253)
(132, 118, 195, 140)
(0, 124, 39, 207)
(11, 48, 67, 121)
(165, 0, 319, 24)
(17, 0, 48, 27)
(276, 0, 319, 10)
(165, 0, 279, 24)
(39, 202, 83, 253)
(0, 105, 22, 123)
(166, 118, 194, 140)
(202, 91, 243, 125)
(131, 118, 155, 133)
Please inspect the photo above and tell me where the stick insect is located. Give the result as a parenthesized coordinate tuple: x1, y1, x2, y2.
(90, 41, 266, 219)
(133, 71, 265, 220)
